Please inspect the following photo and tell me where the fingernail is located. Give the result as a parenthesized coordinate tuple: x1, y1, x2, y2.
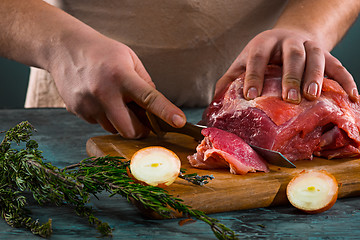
(352, 88, 359, 97)
(287, 89, 299, 102)
(246, 87, 258, 100)
(307, 82, 319, 97)
(172, 114, 185, 127)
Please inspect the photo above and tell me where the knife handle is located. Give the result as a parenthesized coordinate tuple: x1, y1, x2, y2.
(149, 114, 205, 141)
(128, 102, 204, 141)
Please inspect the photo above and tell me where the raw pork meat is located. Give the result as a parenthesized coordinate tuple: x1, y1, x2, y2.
(200, 65, 360, 161)
(187, 127, 269, 174)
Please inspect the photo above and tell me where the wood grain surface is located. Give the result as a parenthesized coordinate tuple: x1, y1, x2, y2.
(86, 133, 360, 216)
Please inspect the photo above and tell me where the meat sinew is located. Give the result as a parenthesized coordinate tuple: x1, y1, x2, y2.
(187, 127, 269, 174)
(200, 65, 360, 162)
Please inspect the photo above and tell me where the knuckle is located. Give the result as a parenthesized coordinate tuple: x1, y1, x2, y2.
(87, 82, 102, 97)
(335, 63, 346, 72)
(309, 46, 323, 56)
(309, 68, 324, 79)
(157, 103, 172, 121)
(329, 56, 346, 73)
(139, 89, 172, 121)
(87, 79, 115, 103)
(249, 50, 265, 62)
(283, 74, 301, 86)
(140, 88, 160, 109)
(245, 72, 262, 86)
(246, 72, 261, 81)
(66, 94, 84, 115)
(289, 47, 305, 59)
(101, 61, 121, 79)
(332, 64, 353, 82)
(158, 106, 168, 120)
(88, 86, 108, 105)
(233, 62, 246, 76)
(304, 41, 322, 53)
(67, 93, 102, 121)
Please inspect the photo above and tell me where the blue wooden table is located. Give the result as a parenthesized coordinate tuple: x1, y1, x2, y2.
(0, 108, 360, 240)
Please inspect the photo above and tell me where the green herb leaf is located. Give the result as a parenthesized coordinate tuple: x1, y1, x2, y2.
(0, 121, 238, 240)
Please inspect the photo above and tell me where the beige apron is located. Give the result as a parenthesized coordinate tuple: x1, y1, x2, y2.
(25, 0, 288, 108)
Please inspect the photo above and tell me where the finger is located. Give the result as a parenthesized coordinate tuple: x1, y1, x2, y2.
(105, 99, 149, 139)
(66, 101, 99, 124)
(243, 37, 277, 100)
(302, 41, 325, 101)
(324, 52, 359, 102)
(124, 73, 186, 128)
(68, 105, 118, 134)
(72, 104, 118, 134)
(95, 113, 118, 134)
(281, 39, 306, 104)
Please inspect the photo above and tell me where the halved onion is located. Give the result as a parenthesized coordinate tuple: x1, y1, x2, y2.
(286, 170, 339, 214)
(130, 146, 181, 187)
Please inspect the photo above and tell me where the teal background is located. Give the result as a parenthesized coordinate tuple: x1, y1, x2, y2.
(0, 17, 359, 109)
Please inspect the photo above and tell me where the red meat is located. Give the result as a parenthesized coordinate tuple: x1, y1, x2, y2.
(200, 65, 360, 161)
(187, 127, 269, 174)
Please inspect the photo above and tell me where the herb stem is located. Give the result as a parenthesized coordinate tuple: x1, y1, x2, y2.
(0, 121, 238, 239)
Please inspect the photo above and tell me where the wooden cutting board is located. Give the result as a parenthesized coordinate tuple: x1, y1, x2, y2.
(86, 133, 360, 216)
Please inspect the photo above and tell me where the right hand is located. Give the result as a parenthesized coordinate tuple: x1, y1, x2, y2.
(48, 34, 186, 139)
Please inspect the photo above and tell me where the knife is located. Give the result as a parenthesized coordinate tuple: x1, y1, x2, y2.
(142, 111, 296, 168)
(145, 111, 206, 141)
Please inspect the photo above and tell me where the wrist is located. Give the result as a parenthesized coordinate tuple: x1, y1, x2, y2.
(44, 15, 103, 74)
(272, 24, 328, 50)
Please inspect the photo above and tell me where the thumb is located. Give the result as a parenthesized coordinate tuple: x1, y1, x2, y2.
(215, 55, 246, 98)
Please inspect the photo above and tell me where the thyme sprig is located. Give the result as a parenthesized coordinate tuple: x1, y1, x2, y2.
(179, 168, 215, 185)
(0, 121, 238, 239)
(70, 157, 236, 239)
(0, 121, 111, 237)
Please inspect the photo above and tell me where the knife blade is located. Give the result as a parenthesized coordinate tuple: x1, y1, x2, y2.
(248, 144, 296, 168)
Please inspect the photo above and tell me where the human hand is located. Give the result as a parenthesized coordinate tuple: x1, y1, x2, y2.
(48, 34, 186, 138)
(215, 28, 359, 103)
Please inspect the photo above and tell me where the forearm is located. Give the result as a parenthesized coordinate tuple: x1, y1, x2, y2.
(274, 0, 360, 51)
(0, 0, 186, 138)
(0, 0, 98, 70)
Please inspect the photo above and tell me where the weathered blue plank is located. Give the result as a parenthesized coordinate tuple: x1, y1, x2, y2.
(0, 108, 359, 239)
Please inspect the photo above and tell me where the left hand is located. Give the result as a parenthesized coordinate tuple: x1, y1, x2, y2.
(215, 28, 359, 103)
